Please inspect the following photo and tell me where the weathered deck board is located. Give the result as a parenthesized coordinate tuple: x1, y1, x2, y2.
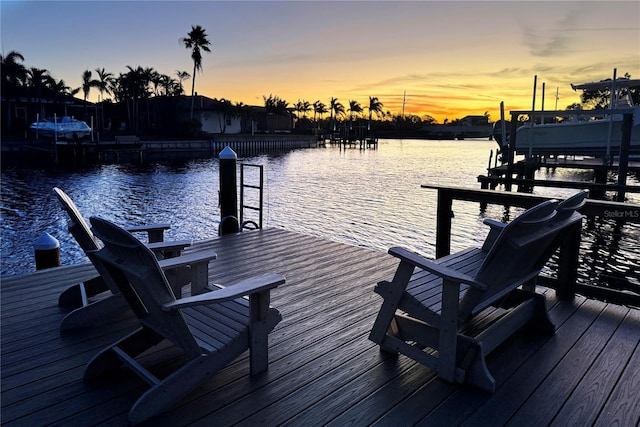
(1, 228, 639, 426)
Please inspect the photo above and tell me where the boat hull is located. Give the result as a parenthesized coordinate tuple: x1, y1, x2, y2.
(515, 117, 640, 157)
(29, 119, 92, 142)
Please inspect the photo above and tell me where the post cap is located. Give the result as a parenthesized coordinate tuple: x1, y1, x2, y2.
(219, 146, 237, 160)
(33, 232, 60, 250)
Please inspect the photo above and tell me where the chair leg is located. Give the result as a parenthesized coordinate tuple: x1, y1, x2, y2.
(459, 342, 496, 392)
(437, 279, 461, 383)
(369, 262, 415, 346)
(84, 327, 163, 380)
(58, 277, 107, 307)
(527, 293, 556, 334)
(249, 290, 272, 375)
(129, 347, 242, 424)
(369, 298, 400, 347)
(378, 317, 402, 355)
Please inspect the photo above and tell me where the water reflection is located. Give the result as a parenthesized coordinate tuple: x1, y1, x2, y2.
(1, 139, 638, 293)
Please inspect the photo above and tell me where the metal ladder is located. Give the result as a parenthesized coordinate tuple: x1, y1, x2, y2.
(239, 163, 264, 230)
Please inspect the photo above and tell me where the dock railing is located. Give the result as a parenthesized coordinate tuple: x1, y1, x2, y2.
(422, 184, 640, 307)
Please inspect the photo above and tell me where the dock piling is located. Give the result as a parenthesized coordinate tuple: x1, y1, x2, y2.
(616, 113, 633, 202)
(218, 146, 240, 235)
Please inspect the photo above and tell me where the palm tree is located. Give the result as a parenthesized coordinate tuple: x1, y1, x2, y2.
(148, 70, 162, 97)
(214, 98, 234, 133)
(367, 96, 384, 131)
(301, 100, 311, 118)
(275, 97, 290, 131)
(94, 68, 114, 130)
(180, 25, 212, 120)
(27, 67, 52, 119)
(263, 94, 289, 132)
(1, 50, 27, 131)
(1, 50, 27, 93)
(94, 68, 114, 101)
(313, 100, 327, 122)
(294, 100, 304, 126)
(313, 100, 327, 133)
(329, 97, 345, 131)
(81, 69, 99, 120)
(118, 65, 151, 131)
(51, 79, 79, 114)
(263, 94, 277, 132)
(348, 100, 363, 128)
(175, 70, 190, 94)
(293, 99, 310, 128)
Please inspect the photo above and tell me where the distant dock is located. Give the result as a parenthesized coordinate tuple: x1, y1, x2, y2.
(479, 156, 640, 198)
(2, 134, 319, 165)
(322, 124, 379, 150)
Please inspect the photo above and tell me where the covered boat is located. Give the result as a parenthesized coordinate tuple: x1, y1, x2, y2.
(513, 78, 640, 158)
(30, 116, 92, 142)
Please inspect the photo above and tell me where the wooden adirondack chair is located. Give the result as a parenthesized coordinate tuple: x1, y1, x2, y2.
(369, 195, 585, 392)
(85, 216, 284, 424)
(53, 187, 217, 330)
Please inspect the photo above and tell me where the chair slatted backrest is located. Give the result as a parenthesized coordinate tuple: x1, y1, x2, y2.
(458, 200, 559, 320)
(53, 187, 101, 252)
(531, 190, 588, 273)
(89, 216, 201, 356)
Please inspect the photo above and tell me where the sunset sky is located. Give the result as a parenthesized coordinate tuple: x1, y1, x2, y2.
(2, 0, 639, 123)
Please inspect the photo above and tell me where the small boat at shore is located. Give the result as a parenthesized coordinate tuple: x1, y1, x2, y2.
(30, 116, 92, 142)
(496, 77, 640, 159)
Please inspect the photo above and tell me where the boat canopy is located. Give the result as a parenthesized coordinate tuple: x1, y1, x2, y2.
(571, 79, 640, 91)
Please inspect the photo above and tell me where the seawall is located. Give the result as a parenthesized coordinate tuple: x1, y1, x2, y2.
(2, 134, 319, 165)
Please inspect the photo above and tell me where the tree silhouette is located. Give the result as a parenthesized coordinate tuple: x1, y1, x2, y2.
(367, 96, 384, 130)
(175, 70, 190, 94)
(263, 94, 289, 132)
(28, 67, 53, 119)
(94, 68, 114, 129)
(51, 79, 79, 112)
(348, 100, 362, 127)
(293, 99, 311, 127)
(1, 51, 27, 93)
(329, 97, 345, 131)
(180, 25, 212, 120)
(94, 68, 114, 101)
(1, 51, 27, 131)
(81, 69, 99, 120)
(313, 100, 327, 130)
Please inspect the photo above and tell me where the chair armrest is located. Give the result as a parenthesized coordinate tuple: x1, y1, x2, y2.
(483, 218, 505, 231)
(157, 249, 217, 270)
(125, 223, 170, 243)
(481, 218, 505, 251)
(388, 247, 487, 290)
(147, 239, 192, 257)
(162, 273, 285, 311)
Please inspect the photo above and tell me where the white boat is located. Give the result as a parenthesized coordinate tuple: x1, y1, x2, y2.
(511, 78, 640, 158)
(30, 116, 92, 142)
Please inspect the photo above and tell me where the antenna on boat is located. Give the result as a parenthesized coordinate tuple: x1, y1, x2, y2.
(555, 87, 559, 111)
(541, 82, 546, 125)
(528, 75, 537, 158)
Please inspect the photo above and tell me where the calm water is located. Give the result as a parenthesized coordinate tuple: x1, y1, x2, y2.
(1, 139, 638, 287)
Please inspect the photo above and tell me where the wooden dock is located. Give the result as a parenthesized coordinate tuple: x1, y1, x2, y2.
(2, 228, 639, 426)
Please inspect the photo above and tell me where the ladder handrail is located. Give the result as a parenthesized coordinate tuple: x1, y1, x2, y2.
(239, 163, 264, 230)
